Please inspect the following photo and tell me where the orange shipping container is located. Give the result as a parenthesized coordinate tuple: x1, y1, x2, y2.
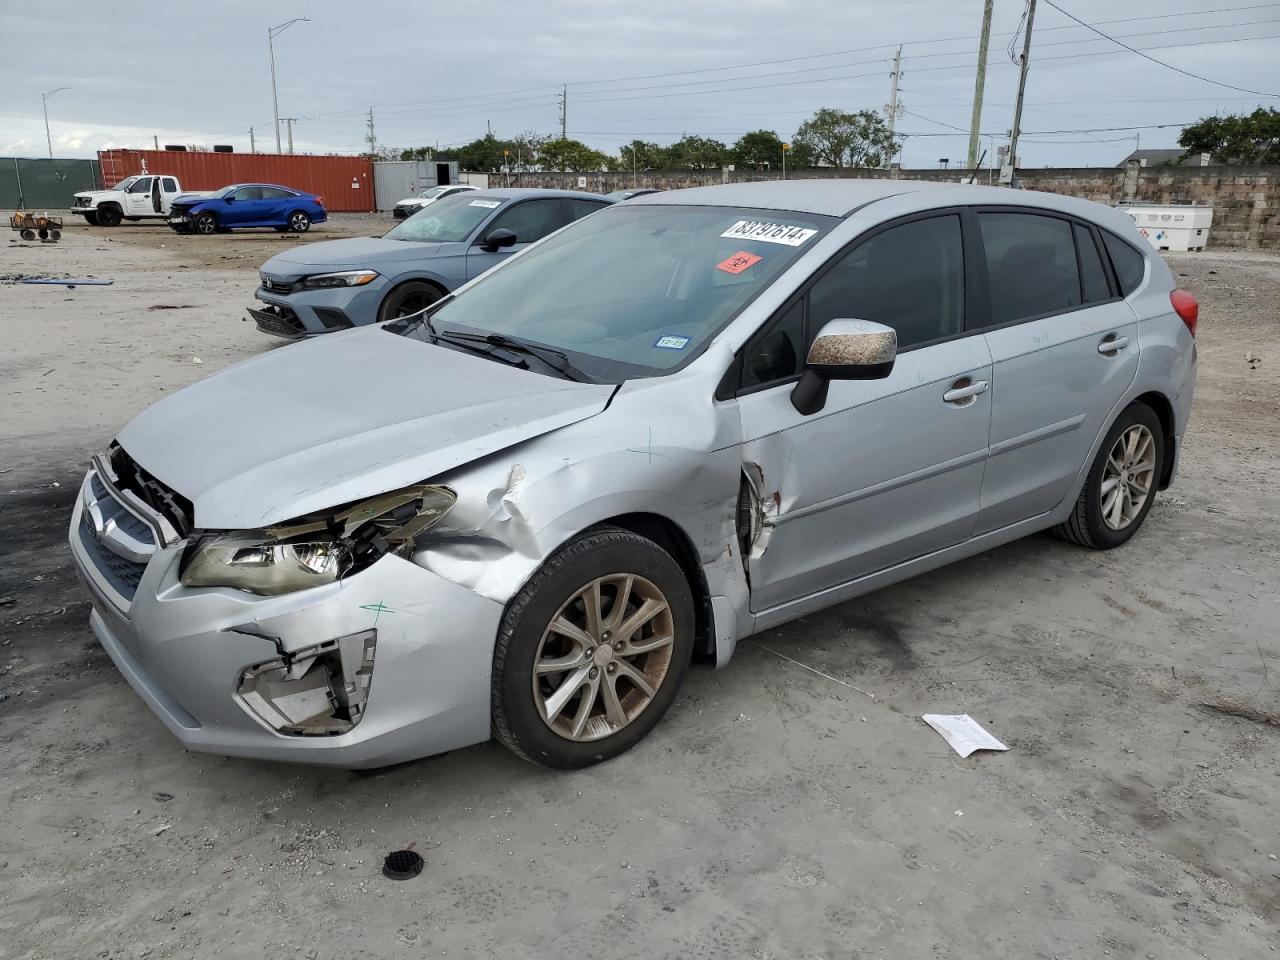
(96, 149, 375, 212)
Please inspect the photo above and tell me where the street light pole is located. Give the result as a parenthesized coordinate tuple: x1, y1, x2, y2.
(42, 87, 69, 158)
(268, 17, 310, 154)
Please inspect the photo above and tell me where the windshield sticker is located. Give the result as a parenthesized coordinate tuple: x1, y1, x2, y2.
(654, 335, 690, 350)
(720, 219, 817, 247)
(469, 199, 501, 208)
(715, 250, 763, 275)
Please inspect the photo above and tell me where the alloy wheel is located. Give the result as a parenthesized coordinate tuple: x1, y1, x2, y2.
(1101, 424, 1156, 530)
(532, 573, 675, 742)
(290, 212, 310, 232)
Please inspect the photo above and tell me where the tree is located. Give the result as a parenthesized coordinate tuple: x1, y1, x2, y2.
(1179, 108, 1280, 165)
(452, 134, 509, 172)
(537, 137, 611, 173)
(792, 108, 899, 168)
(505, 131, 550, 172)
(665, 135, 728, 170)
(618, 140, 668, 170)
(399, 146, 434, 161)
(731, 130, 784, 169)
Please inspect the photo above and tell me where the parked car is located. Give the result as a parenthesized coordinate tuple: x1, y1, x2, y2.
(604, 188, 660, 201)
(69, 180, 1197, 771)
(168, 183, 327, 235)
(393, 184, 478, 219)
(69, 173, 193, 227)
(249, 188, 611, 339)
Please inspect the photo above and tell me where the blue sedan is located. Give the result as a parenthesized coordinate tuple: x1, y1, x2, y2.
(168, 183, 327, 235)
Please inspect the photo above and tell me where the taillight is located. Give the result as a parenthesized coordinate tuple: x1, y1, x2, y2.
(315, 196, 324, 206)
(1170, 289, 1198, 337)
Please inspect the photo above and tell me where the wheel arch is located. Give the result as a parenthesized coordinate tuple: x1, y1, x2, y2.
(594, 512, 715, 663)
(1131, 390, 1176, 489)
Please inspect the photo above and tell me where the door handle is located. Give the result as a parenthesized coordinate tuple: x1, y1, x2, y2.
(943, 378, 989, 405)
(1098, 334, 1129, 355)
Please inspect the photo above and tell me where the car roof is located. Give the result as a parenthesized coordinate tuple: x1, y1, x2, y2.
(623, 178, 1135, 232)
(462, 187, 611, 203)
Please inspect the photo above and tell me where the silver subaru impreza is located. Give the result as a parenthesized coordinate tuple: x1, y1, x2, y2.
(69, 180, 1197, 769)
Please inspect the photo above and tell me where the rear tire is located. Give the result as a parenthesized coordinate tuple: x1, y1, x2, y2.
(193, 212, 218, 236)
(287, 210, 311, 233)
(1055, 402, 1163, 549)
(96, 205, 122, 228)
(376, 281, 443, 322)
(492, 526, 695, 769)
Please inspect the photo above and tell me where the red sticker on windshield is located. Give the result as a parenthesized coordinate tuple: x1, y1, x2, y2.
(716, 251, 762, 275)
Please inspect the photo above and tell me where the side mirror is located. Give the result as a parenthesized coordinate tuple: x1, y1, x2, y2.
(480, 228, 517, 252)
(224, 196, 235, 203)
(790, 319, 896, 416)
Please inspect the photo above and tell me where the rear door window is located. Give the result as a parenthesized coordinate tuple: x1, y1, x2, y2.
(1102, 232, 1147, 296)
(161, 177, 178, 193)
(261, 187, 296, 199)
(978, 212, 1083, 325)
(565, 198, 609, 222)
(1074, 223, 1112, 303)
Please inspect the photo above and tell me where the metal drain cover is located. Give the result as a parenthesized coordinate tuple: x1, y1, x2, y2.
(382, 849, 424, 880)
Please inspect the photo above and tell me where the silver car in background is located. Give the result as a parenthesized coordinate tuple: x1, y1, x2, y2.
(250, 188, 610, 338)
(392, 183, 478, 219)
(70, 180, 1197, 770)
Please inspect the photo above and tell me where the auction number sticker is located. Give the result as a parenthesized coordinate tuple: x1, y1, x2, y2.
(720, 220, 817, 246)
(470, 199, 501, 208)
(715, 250, 762, 275)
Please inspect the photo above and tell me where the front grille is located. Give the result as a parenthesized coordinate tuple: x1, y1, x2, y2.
(78, 478, 153, 603)
(107, 444, 193, 538)
(76, 196, 92, 207)
(248, 305, 307, 339)
(261, 276, 295, 294)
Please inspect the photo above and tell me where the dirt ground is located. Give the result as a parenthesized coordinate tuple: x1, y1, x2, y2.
(1, 217, 1277, 960)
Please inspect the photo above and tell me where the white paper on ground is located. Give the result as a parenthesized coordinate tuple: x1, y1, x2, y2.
(921, 714, 1009, 758)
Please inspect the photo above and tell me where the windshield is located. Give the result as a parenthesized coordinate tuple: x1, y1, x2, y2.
(384, 193, 502, 243)
(404, 204, 836, 381)
(209, 185, 238, 198)
(418, 186, 448, 199)
(114, 176, 139, 191)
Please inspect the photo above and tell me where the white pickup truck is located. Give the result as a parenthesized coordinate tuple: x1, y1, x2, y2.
(69, 174, 197, 227)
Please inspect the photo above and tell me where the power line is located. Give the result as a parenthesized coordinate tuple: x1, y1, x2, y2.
(1041, 0, 1280, 97)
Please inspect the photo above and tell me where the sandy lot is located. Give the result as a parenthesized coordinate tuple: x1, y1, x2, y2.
(1, 219, 1277, 960)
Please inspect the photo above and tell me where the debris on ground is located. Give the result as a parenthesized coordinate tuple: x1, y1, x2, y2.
(20, 277, 113, 288)
(1245, 352, 1262, 369)
(382, 849, 424, 880)
(147, 304, 197, 311)
(921, 714, 1010, 757)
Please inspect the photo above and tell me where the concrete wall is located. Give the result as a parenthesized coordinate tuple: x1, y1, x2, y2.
(501, 164, 1280, 249)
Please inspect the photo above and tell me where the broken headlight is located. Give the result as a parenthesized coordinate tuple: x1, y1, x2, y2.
(181, 484, 456, 596)
(300, 269, 379, 289)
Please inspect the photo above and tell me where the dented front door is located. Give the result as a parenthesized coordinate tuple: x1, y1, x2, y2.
(738, 337, 993, 613)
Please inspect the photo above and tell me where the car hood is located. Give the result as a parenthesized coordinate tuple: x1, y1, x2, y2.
(171, 192, 214, 205)
(116, 328, 615, 529)
(74, 189, 117, 199)
(262, 237, 448, 275)
(395, 197, 428, 206)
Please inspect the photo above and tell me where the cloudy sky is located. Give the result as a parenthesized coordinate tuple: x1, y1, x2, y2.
(3, 0, 1277, 168)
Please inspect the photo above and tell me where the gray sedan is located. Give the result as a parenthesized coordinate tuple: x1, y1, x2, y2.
(249, 188, 611, 338)
(70, 179, 1196, 770)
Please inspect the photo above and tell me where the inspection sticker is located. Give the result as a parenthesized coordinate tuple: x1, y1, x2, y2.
(469, 199, 501, 208)
(720, 219, 817, 247)
(715, 250, 763, 275)
(654, 335, 690, 350)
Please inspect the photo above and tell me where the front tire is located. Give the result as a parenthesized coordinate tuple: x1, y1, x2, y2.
(492, 526, 695, 769)
(96, 205, 122, 227)
(287, 210, 311, 233)
(1056, 402, 1163, 549)
(193, 212, 218, 236)
(376, 281, 443, 322)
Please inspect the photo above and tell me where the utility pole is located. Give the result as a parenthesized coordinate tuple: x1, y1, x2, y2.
(281, 118, 297, 155)
(250, 127, 256, 153)
(153, 135, 159, 150)
(41, 87, 69, 158)
(884, 47, 903, 169)
(1006, 0, 1038, 183)
(268, 17, 310, 154)
(967, 0, 994, 170)
(558, 85, 567, 140)
(366, 108, 377, 156)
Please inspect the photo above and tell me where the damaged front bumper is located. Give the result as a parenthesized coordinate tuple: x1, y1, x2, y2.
(69, 473, 502, 768)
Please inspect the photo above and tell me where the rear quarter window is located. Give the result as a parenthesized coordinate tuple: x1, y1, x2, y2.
(1102, 232, 1147, 296)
